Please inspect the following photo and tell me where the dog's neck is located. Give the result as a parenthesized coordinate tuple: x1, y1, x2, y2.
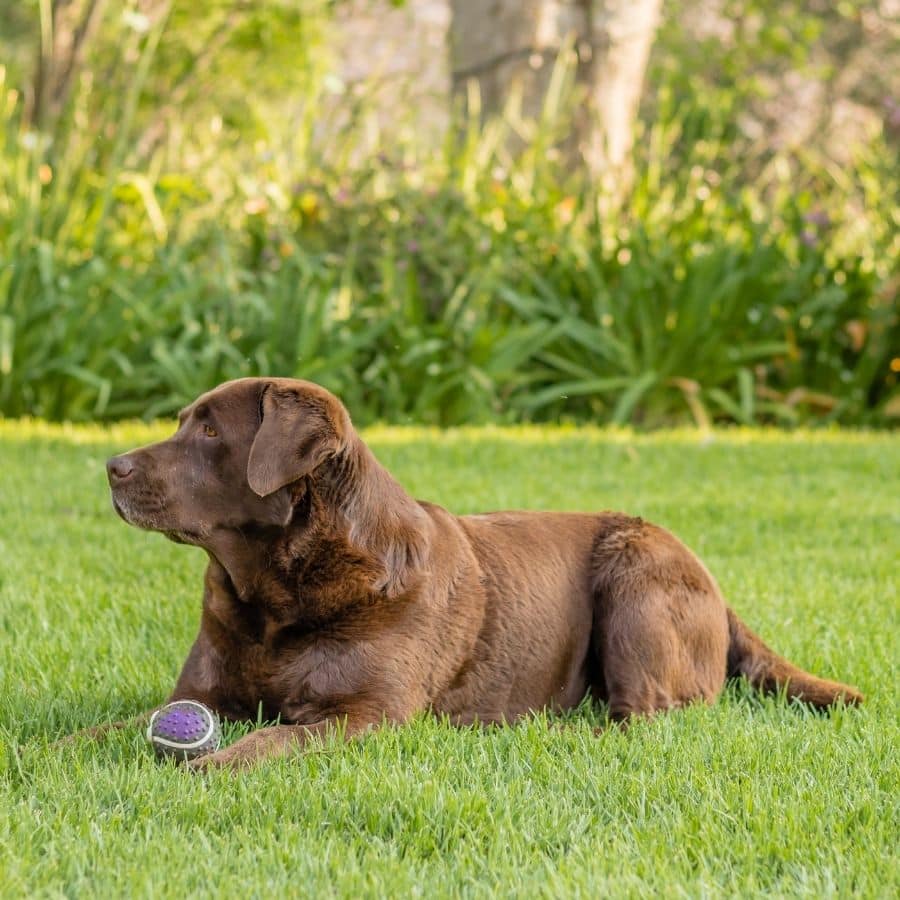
(203, 527, 281, 605)
(202, 433, 430, 609)
(321, 433, 431, 597)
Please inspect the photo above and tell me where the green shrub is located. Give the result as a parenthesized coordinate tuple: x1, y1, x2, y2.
(0, 7, 896, 426)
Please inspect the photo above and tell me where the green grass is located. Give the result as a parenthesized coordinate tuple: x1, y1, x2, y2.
(0, 422, 897, 898)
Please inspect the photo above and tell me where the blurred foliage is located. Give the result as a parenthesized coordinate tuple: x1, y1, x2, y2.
(0, 0, 897, 425)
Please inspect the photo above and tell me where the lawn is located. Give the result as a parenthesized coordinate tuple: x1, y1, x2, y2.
(0, 421, 897, 898)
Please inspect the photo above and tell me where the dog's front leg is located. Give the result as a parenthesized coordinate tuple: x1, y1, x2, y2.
(51, 709, 160, 747)
(187, 715, 379, 771)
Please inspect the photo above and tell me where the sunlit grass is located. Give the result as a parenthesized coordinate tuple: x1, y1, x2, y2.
(1, 417, 891, 446)
(0, 424, 897, 897)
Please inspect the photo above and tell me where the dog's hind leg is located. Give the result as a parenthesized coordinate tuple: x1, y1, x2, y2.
(590, 515, 730, 721)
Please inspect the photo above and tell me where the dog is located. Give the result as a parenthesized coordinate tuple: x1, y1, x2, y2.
(100, 377, 861, 768)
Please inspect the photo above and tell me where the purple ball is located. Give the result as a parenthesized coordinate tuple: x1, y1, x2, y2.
(147, 700, 222, 761)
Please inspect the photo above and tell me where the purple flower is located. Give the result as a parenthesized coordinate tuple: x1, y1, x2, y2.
(803, 209, 831, 228)
(800, 230, 818, 247)
(406, 240, 420, 254)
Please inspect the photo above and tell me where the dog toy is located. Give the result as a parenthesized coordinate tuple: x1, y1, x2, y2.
(147, 700, 222, 761)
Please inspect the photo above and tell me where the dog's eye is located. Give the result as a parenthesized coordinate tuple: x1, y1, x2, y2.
(201, 424, 218, 438)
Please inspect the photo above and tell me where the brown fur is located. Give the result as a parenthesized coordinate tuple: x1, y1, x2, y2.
(97, 377, 862, 768)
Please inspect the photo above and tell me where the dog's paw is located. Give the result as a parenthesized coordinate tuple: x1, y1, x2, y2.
(186, 726, 292, 771)
(186, 744, 248, 772)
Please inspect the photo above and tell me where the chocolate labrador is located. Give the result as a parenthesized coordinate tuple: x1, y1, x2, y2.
(100, 377, 861, 768)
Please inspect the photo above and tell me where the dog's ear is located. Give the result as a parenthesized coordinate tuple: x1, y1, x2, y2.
(247, 384, 346, 497)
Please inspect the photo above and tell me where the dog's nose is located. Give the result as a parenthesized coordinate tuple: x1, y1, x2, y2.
(107, 455, 135, 483)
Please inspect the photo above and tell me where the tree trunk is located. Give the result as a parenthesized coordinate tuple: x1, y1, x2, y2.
(27, 0, 110, 131)
(448, 0, 662, 179)
(449, 1, 586, 117)
(581, 0, 662, 175)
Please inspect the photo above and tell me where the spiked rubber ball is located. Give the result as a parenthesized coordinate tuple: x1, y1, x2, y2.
(147, 700, 222, 761)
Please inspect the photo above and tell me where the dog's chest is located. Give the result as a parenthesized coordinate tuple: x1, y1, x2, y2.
(230, 635, 366, 724)
(205, 589, 368, 722)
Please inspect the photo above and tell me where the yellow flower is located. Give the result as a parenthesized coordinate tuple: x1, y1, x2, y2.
(299, 191, 318, 215)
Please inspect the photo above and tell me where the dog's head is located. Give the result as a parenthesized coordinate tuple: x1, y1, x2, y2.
(107, 378, 352, 544)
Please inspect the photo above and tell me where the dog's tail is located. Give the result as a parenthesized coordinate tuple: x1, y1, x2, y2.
(726, 608, 863, 707)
